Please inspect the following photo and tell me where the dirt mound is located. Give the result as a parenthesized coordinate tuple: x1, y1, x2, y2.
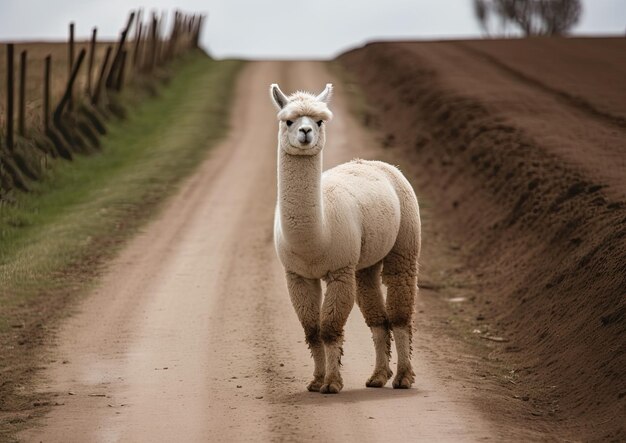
(338, 38, 626, 441)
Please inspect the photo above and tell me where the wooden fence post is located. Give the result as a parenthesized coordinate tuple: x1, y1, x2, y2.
(186, 15, 193, 49)
(132, 9, 142, 76)
(86, 27, 97, 95)
(106, 11, 135, 89)
(69, 22, 75, 111)
(134, 6, 143, 74)
(43, 55, 51, 132)
(194, 15, 204, 48)
(135, 9, 143, 40)
(116, 50, 127, 91)
(54, 49, 86, 125)
(92, 46, 112, 105)
(168, 10, 179, 60)
(133, 22, 143, 70)
(6, 43, 15, 150)
(149, 12, 157, 72)
(155, 12, 163, 66)
(18, 50, 27, 136)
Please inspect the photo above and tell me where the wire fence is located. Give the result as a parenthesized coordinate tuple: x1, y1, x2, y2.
(0, 9, 205, 200)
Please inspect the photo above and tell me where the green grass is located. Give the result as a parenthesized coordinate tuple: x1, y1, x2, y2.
(0, 53, 244, 319)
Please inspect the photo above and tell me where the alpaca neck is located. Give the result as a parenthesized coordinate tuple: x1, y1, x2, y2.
(277, 147, 326, 249)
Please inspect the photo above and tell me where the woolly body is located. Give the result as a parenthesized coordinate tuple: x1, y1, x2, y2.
(275, 158, 416, 279)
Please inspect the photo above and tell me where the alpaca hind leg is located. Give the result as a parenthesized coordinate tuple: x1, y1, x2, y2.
(320, 266, 356, 394)
(356, 262, 392, 388)
(391, 326, 414, 389)
(286, 272, 325, 391)
(383, 252, 418, 389)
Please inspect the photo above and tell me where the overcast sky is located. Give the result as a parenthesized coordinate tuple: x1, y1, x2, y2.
(0, 0, 624, 59)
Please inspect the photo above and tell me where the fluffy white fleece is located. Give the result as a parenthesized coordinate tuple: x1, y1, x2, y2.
(270, 83, 421, 394)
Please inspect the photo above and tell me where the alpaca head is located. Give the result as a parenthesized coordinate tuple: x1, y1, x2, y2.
(270, 83, 333, 156)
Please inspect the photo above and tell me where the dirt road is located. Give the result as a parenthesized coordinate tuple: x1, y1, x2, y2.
(20, 62, 495, 442)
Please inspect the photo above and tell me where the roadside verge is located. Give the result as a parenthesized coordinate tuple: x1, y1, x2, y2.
(0, 53, 243, 436)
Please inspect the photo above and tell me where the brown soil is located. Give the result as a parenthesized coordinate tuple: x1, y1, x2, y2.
(338, 37, 626, 442)
(15, 61, 518, 442)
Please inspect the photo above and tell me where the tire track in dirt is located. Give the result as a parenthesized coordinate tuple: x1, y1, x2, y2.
(19, 61, 499, 442)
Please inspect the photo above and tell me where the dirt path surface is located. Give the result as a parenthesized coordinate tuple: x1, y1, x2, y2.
(20, 62, 497, 442)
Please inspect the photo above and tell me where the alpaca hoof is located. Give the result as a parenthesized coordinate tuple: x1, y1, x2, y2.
(320, 381, 343, 394)
(392, 370, 415, 389)
(392, 377, 412, 389)
(307, 378, 324, 392)
(366, 369, 392, 388)
(365, 378, 385, 388)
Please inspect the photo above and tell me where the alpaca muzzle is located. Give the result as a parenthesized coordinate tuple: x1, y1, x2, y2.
(298, 127, 313, 145)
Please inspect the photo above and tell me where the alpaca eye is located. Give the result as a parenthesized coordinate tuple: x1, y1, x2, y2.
(316, 120, 323, 127)
(286, 120, 293, 127)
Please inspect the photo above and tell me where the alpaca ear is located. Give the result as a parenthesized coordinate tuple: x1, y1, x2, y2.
(270, 83, 288, 110)
(316, 83, 333, 104)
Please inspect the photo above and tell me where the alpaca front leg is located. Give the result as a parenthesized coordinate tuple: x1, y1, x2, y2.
(286, 272, 325, 391)
(320, 267, 356, 394)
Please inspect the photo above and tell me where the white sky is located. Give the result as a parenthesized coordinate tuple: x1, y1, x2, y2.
(0, 0, 624, 59)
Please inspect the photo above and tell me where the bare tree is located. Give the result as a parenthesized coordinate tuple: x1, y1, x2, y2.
(473, 0, 491, 36)
(497, 0, 539, 35)
(473, 0, 582, 37)
(537, 0, 582, 35)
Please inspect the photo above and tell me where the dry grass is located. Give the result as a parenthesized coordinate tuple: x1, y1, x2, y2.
(0, 41, 130, 135)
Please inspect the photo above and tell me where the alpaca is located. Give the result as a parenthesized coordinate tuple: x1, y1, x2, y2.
(270, 83, 421, 394)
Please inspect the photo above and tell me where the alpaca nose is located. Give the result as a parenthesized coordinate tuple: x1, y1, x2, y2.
(299, 127, 312, 135)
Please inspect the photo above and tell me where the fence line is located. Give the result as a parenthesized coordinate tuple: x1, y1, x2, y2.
(0, 9, 207, 199)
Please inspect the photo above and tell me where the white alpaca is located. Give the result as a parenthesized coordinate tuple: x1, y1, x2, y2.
(271, 83, 421, 394)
